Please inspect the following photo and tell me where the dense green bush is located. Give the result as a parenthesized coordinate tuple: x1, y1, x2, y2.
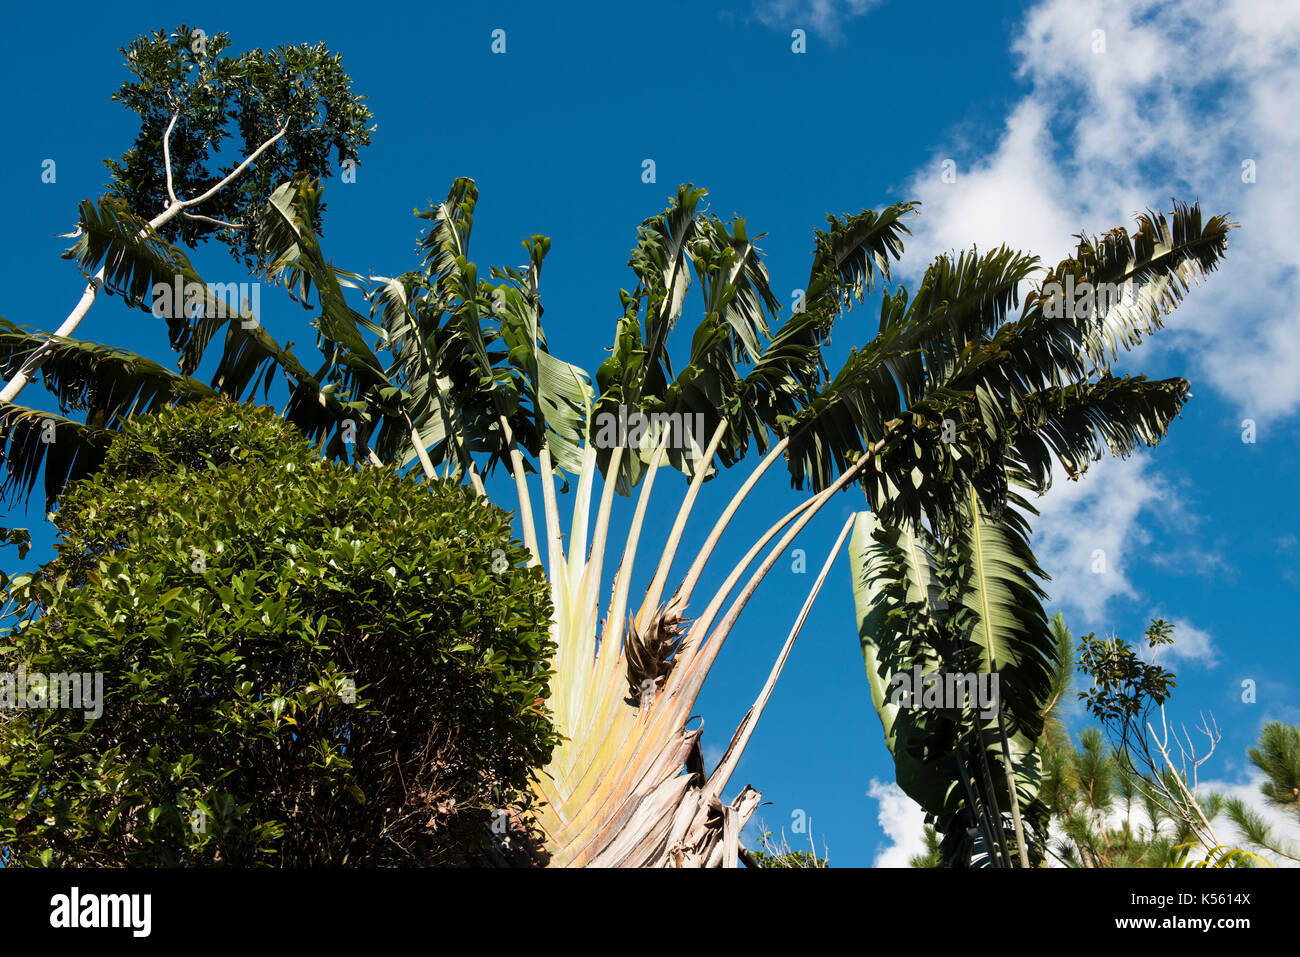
(0, 401, 558, 865)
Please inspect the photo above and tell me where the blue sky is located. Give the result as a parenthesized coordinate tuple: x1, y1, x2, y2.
(1, 0, 1297, 866)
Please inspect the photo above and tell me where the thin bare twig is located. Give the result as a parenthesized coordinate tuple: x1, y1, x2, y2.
(181, 211, 248, 230)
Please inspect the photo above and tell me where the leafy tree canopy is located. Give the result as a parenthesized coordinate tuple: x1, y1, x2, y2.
(104, 25, 373, 270)
(0, 401, 557, 866)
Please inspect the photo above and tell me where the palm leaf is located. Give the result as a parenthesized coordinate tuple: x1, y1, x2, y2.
(849, 489, 1055, 858)
(1004, 374, 1191, 489)
(62, 194, 205, 345)
(492, 238, 593, 477)
(805, 201, 917, 315)
(1054, 201, 1234, 369)
(0, 318, 216, 422)
(0, 403, 114, 509)
(258, 178, 387, 386)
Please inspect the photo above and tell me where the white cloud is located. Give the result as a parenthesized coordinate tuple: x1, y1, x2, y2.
(904, 100, 1077, 269)
(1148, 616, 1219, 669)
(900, 0, 1300, 422)
(1041, 770, 1299, 867)
(901, 0, 1300, 628)
(1200, 770, 1300, 867)
(866, 777, 928, 867)
(1029, 454, 1176, 626)
(752, 0, 880, 42)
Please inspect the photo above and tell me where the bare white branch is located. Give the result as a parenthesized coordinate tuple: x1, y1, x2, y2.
(181, 211, 248, 230)
(162, 112, 180, 205)
(157, 121, 290, 228)
(2, 121, 292, 404)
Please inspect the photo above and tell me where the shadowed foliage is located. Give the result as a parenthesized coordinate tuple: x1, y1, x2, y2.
(0, 402, 557, 866)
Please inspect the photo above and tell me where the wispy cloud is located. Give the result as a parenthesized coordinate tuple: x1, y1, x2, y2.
(752, 0, 881, 43)
(900, 0, 1300, 424)
(1028, 455, 1175, 626)
(1148, 616, 1220, 669)
(704, 743, 723, 770)
(890, 0, 1300, 627)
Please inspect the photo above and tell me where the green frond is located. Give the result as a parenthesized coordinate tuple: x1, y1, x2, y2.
(0, 403, 115, 509)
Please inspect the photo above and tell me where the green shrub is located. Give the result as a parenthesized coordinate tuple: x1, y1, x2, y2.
(0, 401, 559, 865)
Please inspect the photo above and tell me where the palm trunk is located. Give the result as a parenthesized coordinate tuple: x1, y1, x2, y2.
(635, 419, 728, 628)
(703, 514, 855, 799)
(672, 436, 789, 613)
(995, 714, 1031, 866)
(954, 749, 1001, 867)
(498, 415, 541, 565)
